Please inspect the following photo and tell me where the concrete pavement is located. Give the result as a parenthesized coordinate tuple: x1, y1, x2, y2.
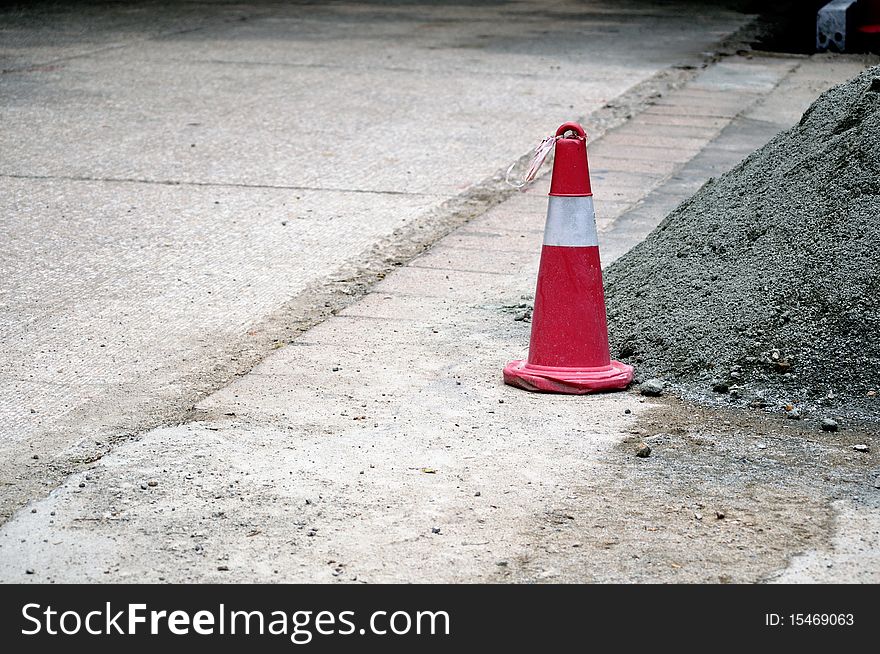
(3, 50, 877, 583)
(0, 0, 753, 522)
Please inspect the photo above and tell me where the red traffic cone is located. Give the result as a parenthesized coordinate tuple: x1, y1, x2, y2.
(503, 122, 633, 394)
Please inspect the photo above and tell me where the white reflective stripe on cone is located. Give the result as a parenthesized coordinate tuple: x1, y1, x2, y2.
(542, 195, 598, 247)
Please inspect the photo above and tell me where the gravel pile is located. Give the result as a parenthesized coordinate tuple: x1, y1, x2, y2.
(604, 66, 880, 421)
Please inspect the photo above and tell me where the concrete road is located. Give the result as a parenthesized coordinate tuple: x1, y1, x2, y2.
(4, 48, 877, 583)
(0, 1, 752, 521)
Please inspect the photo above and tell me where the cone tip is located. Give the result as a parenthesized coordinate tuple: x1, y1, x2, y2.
(556, 122, 586, 139)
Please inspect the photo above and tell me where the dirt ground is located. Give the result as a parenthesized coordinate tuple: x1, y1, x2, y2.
(500, 395, 880, 583)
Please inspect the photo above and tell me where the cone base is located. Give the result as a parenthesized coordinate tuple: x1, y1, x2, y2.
(503, 360, 634, 395)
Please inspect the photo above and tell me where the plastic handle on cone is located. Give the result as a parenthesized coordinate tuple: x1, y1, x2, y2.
(549, 123, 592, 197)
(555, 122, 586, 139)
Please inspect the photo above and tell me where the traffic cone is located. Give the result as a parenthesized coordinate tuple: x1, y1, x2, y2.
(503, 122, 634, 394)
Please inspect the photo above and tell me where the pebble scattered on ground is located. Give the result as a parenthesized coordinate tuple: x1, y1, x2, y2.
(821, 418, 839, 432)
(639, 379, 664, 397)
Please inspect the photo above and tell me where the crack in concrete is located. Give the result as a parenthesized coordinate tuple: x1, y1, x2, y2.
(0, 173, 447, 197)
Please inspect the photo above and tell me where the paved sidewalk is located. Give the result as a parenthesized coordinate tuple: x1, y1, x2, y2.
(3, 54, 877, 583)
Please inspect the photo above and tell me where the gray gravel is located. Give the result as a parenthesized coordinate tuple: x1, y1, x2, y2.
(605, 66, 880, 421)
